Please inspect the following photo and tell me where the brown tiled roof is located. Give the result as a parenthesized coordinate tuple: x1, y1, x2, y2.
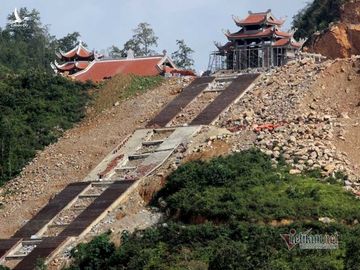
(226, 28, 273, 39)
(72, 57, 167, 82)
(273, 38, 302, 48)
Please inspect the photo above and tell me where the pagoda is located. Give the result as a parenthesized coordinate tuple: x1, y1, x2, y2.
(51, 41, 96, 76)
(51, 43, 195, 82)
(210, 9, 301, 72)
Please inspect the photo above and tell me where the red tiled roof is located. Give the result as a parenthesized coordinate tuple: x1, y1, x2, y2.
(55, 61, 90, 72)
(56, 62, 75, 71)
(237, 14, 266, 25)
(268, 17, 285, 26)
(75, 61, 90, 70)
(163, 66, 196, 76)
(273, 38, 290, 47)
(226, 28, 292, 40)
(60, 42, 94, 60)
(73, 57, 166, 82)
(234, 10, 284, 26)
(273, 38, 302, 48)
(216, 41, 235, 51)
(275, 30, 292, 38)
(77, 47, 93, 58)
(227, 27, 273, 39)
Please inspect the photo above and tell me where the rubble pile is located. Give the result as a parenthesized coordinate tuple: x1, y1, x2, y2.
(217, 58, 358, 181)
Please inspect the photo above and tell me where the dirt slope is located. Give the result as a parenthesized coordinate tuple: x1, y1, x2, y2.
(300, 58, 360, 175)
(0, 77, 189, 238)
(305, 1, 360, 58)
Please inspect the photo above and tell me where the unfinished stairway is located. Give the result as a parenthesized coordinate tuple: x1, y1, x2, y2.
(146, 76, 215, 128)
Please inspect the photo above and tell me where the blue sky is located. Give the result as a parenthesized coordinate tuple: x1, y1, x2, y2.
(0, 0, 307, 72)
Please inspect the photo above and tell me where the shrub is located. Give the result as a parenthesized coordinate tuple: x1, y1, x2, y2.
(0, 70, 91, 184)
(66, 150, 360, 269)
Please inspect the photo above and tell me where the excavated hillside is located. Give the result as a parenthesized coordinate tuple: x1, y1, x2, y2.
(305, 1, 360, 58)
(0, 76, 191, 238)
(1, 56, 360, 269)
(44, 57, 360, 269)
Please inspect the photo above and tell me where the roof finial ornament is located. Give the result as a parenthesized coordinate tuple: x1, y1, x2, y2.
(232, 14, 239, 22)
(248, 10, 252, 14)
(162, 49, 167, 56)
(222, 29, 231, 36)
(126, 49, 135, 59)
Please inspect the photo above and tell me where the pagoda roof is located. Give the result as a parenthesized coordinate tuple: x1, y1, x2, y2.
(233, 10, 285, 27)
(226, 28, 291, 40)
(72, 55, 178, 82)
(54, 60, 90, 72)
(58, 42, 94, 60)
(273, 38, 302, 48)
(215, 41, 235, 52)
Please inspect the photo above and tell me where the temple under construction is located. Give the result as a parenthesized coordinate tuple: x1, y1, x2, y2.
(209, 10, 301, 72)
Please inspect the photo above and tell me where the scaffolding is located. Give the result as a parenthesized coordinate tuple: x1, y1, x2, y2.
(207, 52, 227, 73)
(208, 45, 298, 73)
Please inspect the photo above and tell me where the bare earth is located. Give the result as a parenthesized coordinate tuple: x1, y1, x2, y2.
(300, 59, 360, 175)
(0, 77, 189, 238)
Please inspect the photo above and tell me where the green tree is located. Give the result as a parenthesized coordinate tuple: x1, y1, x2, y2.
(0, 70, 91, 184)
(108, 45, 123, 58)
(67, 234, 115, 270)
(120, 22, 158, 57)
(345, 229, 360, 269)
(171, 39, 195, 69)
(56, 32, 82, 52)
(0, 7, 56, 71)
(292, 0, 345, 39)
(35, 258, 47, 270)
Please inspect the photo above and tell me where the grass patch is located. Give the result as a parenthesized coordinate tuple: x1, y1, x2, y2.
(88, 74, 164, 117)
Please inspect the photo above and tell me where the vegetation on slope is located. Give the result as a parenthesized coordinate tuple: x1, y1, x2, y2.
(88, 75, 164, 116)
(0, 8, 166, 185)
(0, 71, 92, 184)
(66, 150, 360, 270)
(0, 8, 95, 185)
(0, 8, 92, 185)
(293, 0, 347, 39)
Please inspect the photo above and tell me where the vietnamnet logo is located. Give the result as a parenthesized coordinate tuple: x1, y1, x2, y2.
(280, 228, 339, 250)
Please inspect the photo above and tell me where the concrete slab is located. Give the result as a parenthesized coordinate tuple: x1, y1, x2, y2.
(135, 150, 174, 177)
(157, 126, 201, 151)
(84, 129, 151, 181)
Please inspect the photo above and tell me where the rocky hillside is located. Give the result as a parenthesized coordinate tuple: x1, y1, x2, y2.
(193, 57, 360, 189)
(304, 1, 360, 58)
